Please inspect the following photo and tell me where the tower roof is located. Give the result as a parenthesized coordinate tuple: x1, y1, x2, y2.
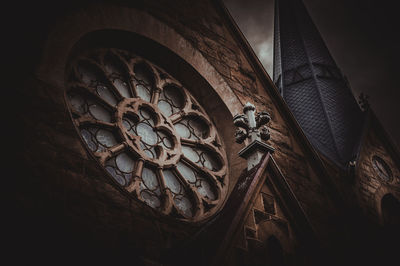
(273, 0, 365, 168)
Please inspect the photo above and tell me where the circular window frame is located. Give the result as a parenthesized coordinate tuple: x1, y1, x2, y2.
(371, 155, 393, 183)
(65, 48, 229, 223)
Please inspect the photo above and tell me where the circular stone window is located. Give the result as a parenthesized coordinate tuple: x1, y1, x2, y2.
(66, 48, 228, 221)
(372, 155, 393, 182)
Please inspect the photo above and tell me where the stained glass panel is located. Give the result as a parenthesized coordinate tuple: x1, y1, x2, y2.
(88, 103, 112, 122)
(196, 177, 216, 200)
(174, 196, 193, 217)
(163, 169, 182, 194)
(69, 93, 88, 114)
(175, 117, 209, 140)
(141, 167, 159, 191)
(81, 127, 118, 152)
(182, 145, 220, 171)
(96, 85, 118, 106)
(136, 84, 151, 102)
(140, 167, 161, 209)
(157, 85, 184, 117)
(134, 63, 153, 86)
(105, 152, 135, 186)
(176, 161, 196, 183)
(104, 54, 132, 98)
(163, 169, 193, 217)
(78, 63, 100, 86)
(176, 161, 216, 201)
(113, 78, 131, 98)
(67, 49, 227, 221)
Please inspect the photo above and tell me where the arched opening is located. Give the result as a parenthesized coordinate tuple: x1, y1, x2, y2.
(265, 235, 286, 266)
(381, 193, 400, 227)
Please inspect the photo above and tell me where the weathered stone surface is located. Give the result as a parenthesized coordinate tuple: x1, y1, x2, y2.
(10, 1, 400, 265)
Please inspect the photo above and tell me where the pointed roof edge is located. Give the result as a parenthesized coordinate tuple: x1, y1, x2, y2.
(272, 0, 365, 169)
(212, 0, 346, 206)
(272, 0, 281, 82)
(267, 156, 319, 243)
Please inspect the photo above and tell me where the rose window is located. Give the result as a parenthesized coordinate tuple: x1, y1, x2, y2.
(66, 48, 228, 221)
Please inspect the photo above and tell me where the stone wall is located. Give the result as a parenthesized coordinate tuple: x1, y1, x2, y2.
(145, 0, 339, 238)
(10, 0, 349, 263)
(356, 118, 400, 223)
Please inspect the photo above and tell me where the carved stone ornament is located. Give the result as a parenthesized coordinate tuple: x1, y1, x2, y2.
(233, 102, 274, 170)
(65, 48, 228, 222)
(234, 102, 271, 144)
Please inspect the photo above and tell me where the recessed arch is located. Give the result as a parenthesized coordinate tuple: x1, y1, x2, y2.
(35, 2, 246, 193)
(266, 235, 287, 266)
(381, 193, 400, 227)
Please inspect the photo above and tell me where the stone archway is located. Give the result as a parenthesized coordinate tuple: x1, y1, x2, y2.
(265, 235, 287, 266)
(381, 193, 400, 227)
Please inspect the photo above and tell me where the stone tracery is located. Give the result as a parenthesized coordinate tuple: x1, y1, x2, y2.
(66, 48, 228, 221)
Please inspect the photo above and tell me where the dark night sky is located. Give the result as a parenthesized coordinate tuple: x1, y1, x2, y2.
(224, 0, 400, 150)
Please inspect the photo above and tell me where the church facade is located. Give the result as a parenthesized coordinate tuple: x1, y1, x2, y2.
(10, 0, 400, 265)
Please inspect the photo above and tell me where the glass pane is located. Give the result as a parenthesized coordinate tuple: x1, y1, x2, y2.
(113, 79, 131, 98)
(68, 93, 87, 114)
(104, 55, 132, 98)
(139, 109, 154, 124)
(197, 178, 216, 200)
(174, 196, 193, 217)
(141, 167, 159, 190)
(81, 127, 118, 152)
(175, 123, 191, 139)
(182, 145, 221, 171)
(136, 122, 157, 145)
(175, 117, 209, 140)
(96, 129, 118, 148)
(182, 145, 200, 164)
(158, 131, 173, 149)
(163, 85, 184, 108)
(81, 128, 97, 151)
(141, 191, 161, 209)
(88, 103, 112, 122)
(106, 166, 127, 186)
(189, 118, 208, 139)
(96, 85, 118, 106)
(115, 152, 135, 173)
(163, 170, 181, 194)
(104, 57, 121, 75)
(158, 100, 173, 117)
(162, 137, 172, 150)
(177, 161, 196, 183)
(136, 84, 151, 102)
(202, 152, 220, 171)
(105, 153, 134, 187)
(78, 64, 98, 86)
(144, 147, 156, 159)
(122, 117, 136, 134)
(134, 64, 153, 85)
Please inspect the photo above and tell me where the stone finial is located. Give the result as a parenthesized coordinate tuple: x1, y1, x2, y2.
(233, 102, 271, 144)
(234, 102, 274, 170)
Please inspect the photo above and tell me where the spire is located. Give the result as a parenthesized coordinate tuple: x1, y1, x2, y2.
(273, 0, 365, 168)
